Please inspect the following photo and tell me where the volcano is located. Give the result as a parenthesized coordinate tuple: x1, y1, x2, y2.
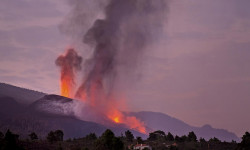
(0, 83, 146, 139)
(0, 83, 239, 141)
(54, 0, 171, 134)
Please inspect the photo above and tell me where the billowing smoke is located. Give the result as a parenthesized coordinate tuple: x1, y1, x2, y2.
(74, 0, 168, 101)
(55, 49, 82, 98)
(58, 0, 168, 133)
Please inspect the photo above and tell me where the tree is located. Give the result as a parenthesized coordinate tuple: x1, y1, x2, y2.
(180, 135, 187, 142)
(112, 137, 124, 150)
(29, 132, 38, 140)
(231, 140, 237, 144)
(125, 130, 134, 143)
(154, 130, 166, 137)
(242, 131, 250, 144)
(208, 137, 221, 143)
(136, 136, 143, 144)
(47, 131, 56, 143)
(2, 129, 23, 150)
(4, 129, 19, 143)
(175, 135, 180, 142)
(95, 129, 124, 150)
(237, 131, 250, 150)
(166, 132, 174, 141)
(148, 132, 157, 141)
(101, 129, 115, 149)
(0, 131, 4, 144)
(85, 133, 97, 140)
(187, 131, 197, 142)
(54, 130, 64, 141)
(148, 130, 166, 141)
(199, 137, 206, 143)
(47, 130, 64, 143)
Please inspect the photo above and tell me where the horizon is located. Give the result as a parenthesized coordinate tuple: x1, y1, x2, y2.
(1, 0, 250, 137)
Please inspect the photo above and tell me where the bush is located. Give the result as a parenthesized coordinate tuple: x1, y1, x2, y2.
(166, 132, 174, 141)
(47, 130, 64, 143)
(125, 130, 134, 143)
(1, 129, 23, 150)
(29, 132, 38, 140)
(95, 129, 124, 150)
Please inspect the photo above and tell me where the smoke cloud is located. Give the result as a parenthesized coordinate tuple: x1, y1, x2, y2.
(69, 0, 168, 100)
(58, 0, 169, 133)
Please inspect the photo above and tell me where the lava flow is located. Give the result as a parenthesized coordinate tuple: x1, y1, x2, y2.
(107, 108, 146, 133)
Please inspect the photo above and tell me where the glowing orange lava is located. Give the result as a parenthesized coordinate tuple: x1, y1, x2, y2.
(107, 108, 146, 134)
(56, 48, 82, 98)
(113, 117, 120, 123)
(60, 75, 73, 98)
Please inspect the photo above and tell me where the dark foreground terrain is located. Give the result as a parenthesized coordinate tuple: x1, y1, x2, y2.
(0, 129, 249, 150)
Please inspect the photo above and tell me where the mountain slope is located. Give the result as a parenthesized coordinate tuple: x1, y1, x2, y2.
(130, 111, 239, 142)
(0, 83, 239, 141)
(0, 82, 45, 104)
(0, 95, 145, 139)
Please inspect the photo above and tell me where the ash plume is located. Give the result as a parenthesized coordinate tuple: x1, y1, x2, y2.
(55, 48, 82, 97)
(70, 0, 168, 99)
(58, 0, 169, 133)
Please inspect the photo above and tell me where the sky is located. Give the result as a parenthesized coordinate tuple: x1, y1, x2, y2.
(0, 0, 250, 137)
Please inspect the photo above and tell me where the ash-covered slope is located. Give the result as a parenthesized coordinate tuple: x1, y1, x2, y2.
(0, 96, 104, 139)
(29, 94, 75, 116)
(130, 111, 239, 142)
(0, 93, 145, 139)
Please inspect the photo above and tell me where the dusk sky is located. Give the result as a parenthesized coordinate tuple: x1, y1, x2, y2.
(1, 0, 250, 137)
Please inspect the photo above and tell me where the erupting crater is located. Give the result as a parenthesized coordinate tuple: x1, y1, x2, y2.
(56, 49, 146, 134)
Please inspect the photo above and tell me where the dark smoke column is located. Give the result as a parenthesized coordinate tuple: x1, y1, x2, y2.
(75, 0, 168, 104)
(56, 48, 82, 98)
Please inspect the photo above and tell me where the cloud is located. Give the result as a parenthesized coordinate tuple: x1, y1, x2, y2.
(0, 0, 67, 31)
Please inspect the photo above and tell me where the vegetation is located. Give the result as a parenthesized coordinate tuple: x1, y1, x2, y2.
(29, 132, 38, 141)
(125, 130, 134, 143)
(95, 129, 123, 150)
(0, 129, 24, 150)
(47, 130, 64, 143)
(0, 129, 249, 150)
(236, 132, 250, 150)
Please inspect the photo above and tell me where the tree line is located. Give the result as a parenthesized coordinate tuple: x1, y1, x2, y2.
(0, 129, 249, 150)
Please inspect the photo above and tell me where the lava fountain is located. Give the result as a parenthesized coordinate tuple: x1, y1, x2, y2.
(55, 48, 82, 98)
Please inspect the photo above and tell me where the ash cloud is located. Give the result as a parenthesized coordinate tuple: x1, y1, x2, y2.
(56, 48, 82, 69)
(63, 0, 169, 99)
